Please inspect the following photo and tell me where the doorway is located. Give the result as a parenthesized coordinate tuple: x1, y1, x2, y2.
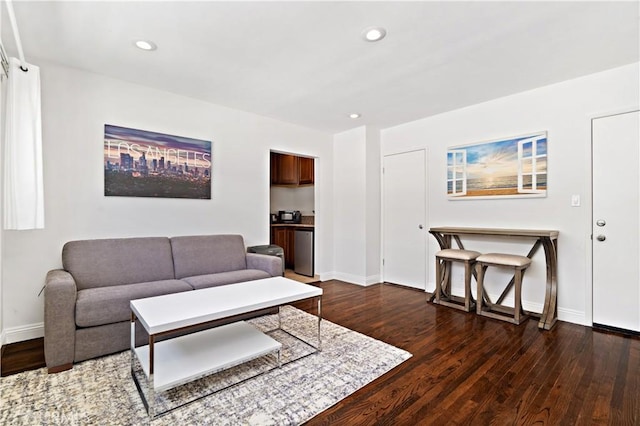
(592, 110, 640, 332)
(382, 149, 427, 290)
(269, 151, 319, 283)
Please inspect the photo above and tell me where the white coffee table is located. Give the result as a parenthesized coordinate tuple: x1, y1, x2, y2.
(130, 276, 322, 418)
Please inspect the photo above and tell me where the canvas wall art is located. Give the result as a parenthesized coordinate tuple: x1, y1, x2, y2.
(447, 132, 547, 199)
(104, 125, 212, 199)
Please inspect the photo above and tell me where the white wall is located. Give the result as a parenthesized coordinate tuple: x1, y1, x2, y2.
(333, 127, 367, 283)
(381, 62, 640, 325)
(332, 126, 382, 285)
(365, 127, 381, 283)
(0, 61, 333, 343)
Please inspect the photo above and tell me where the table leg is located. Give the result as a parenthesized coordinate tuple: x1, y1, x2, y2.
(540, 237, 559, 330)
(317, 296, 322, 351)
(148, 334, 155, 418)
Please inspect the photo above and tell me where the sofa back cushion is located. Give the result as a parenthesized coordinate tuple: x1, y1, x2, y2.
(62, 237, 175, 290)
(171, 234, 247, 279)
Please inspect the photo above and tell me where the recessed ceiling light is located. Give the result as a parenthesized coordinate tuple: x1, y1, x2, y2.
(349, 113, 361, 119)
(134, 40, 157, 51)
(362, 27, 386, 42)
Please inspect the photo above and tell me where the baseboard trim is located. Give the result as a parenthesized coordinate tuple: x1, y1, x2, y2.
(365, 274, 382, 286)
(3, 323, 44, 344)
(319, 272, 380, 287)
(331, 272, 369, 286)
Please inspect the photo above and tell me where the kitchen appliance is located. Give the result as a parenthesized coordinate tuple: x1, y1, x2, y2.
(270, 213, 278, 224)
(294, 229, 314, 277)
(279, 210, 301, 223)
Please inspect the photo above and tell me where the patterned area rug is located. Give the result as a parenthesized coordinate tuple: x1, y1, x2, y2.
(1, 306, 411, 425)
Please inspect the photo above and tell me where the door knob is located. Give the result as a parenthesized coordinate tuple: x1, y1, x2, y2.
(418, 224, 424, 229)
(597, 235, 606, 241)
(596, 219, 606, 227)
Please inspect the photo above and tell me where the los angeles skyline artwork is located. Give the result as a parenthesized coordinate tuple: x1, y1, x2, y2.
(104, 124, 212, 199)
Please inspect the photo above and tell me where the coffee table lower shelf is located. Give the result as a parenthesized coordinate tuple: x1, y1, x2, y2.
(132, 321, 282, 417)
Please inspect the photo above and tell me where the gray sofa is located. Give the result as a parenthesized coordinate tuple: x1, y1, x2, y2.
(44, 234, 282, 373)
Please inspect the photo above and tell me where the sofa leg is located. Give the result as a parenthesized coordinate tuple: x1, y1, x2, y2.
(47, 363, 73, 374)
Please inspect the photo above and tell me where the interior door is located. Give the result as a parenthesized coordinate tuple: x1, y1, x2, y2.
(592, 110, 640, 332)
(383, 150, 427, 290)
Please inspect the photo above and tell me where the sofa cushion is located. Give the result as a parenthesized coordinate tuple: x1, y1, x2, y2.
(75, 279, 193, 327)
(182, 269, 270, 290)
(63, 237, 175, 290)
(171, 235, 248, 279)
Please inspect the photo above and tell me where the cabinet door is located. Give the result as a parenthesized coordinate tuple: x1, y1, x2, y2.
(271, 227, 288, 249)
(285, 228, 296, 268)
(276, 154, 299, 185)
(270, 153, 278, 184)
(298, 157, 314, 185)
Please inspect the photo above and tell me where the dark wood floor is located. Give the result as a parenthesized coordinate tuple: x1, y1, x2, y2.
(2, 280, 639, 425)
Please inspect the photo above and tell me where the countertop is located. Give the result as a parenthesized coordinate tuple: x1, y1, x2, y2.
(270, 223, 315, 229)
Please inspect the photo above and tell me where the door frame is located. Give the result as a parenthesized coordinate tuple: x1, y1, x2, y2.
(588, 106, 640, 326)
(268, 149, 318, 277)
(381, 148, 429, 291)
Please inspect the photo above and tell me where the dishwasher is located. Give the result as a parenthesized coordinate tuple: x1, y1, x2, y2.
(294, 229, 314, 277)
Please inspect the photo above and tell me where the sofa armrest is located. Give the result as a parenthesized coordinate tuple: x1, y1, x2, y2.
(246, 253, 283, 277)
(44, 269, 77, 373)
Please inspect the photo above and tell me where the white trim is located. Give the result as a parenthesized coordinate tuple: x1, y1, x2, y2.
(332, 272, 370, 286)
(3, 322, 44, 344)
(318, 271, 335, 282)
(317, 272, 380, 286)
(446, 149, 467, 196)
(557, 307, 588, 327)
(366, 274, 382, 286)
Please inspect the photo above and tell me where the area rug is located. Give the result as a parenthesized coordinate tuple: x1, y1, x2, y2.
(1, 306, 411, 425)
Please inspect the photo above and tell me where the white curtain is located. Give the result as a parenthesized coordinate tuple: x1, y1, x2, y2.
(2, 57, 43, 230)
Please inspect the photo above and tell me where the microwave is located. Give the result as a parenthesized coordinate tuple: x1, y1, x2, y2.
(279, 210, 301, 223)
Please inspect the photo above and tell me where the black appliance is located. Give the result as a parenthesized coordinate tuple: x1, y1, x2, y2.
(279, 210, 301, 223)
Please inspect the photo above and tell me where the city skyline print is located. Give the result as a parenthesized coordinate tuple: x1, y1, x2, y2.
(104, 124, 212, 199)
(447, 132, 547, 200)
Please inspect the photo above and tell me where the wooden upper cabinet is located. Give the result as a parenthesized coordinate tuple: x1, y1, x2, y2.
(298, 156, 314, 185)
(276, 154, 299, 185)
(270, 152, 314, 186)
(270, 153, 279, 184)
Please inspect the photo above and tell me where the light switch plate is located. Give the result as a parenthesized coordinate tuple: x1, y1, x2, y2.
(571, 194, 581, 207)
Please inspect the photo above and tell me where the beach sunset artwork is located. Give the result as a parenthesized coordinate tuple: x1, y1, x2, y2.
(447, 132, 547, 199)
(104, 125, 212, 199)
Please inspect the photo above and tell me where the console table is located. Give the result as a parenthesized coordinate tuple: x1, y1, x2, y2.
(428, 227, 559, 330)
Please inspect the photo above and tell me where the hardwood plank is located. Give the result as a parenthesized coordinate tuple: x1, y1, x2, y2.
(2, 280, 639, 425)
(0, 337, 45, 377)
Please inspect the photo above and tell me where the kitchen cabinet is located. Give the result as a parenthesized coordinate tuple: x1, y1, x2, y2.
(271, 226, 296, 269)
(298, 156, 314, 185)
(271, 225, 314, 270)
(270, 152, 314, 186)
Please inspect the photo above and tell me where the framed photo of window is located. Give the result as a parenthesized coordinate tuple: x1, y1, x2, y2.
(447, 132, 547, 199)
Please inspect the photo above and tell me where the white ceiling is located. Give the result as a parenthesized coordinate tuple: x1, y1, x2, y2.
(2, 1, 639, 134)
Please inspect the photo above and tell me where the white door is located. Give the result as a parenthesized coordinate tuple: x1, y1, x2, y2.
(592, 110, 640, 332)
(383, 150, 427, 290)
